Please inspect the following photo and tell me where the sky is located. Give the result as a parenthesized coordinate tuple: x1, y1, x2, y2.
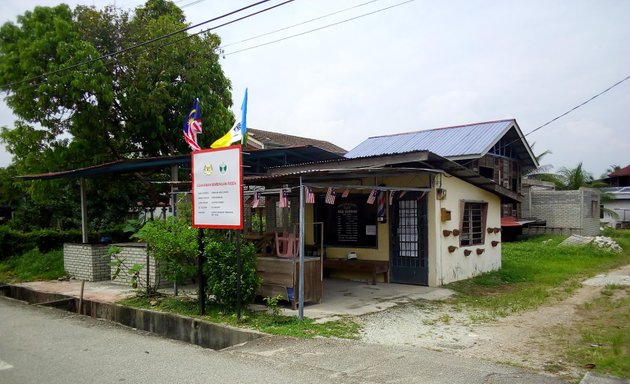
(1, 0, 629, 178)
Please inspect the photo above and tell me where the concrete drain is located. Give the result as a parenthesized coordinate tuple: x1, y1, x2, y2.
(0, 284, 264, 350)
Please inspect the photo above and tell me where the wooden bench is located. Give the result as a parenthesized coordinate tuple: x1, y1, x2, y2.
(323, 259, 389, 285)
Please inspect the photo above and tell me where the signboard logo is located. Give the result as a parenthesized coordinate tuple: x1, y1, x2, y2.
(203, 164, 213, 175)
(219, 163, 228, 174)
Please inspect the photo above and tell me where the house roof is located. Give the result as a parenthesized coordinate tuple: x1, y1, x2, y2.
(344, 119, 538, 169)
(248, 128, 347, 155)
(608, 165, 630, 178)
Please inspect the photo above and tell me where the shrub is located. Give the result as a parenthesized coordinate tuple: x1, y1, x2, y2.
(204, 232, 260, 310)
(0, 248, 65, 282)
(134, 217, 197, 285)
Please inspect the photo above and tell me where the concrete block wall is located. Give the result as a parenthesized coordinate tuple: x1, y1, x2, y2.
(63, 243, 111, 281)
(527, 188, 600, 236)
(110, 243, 165, 288)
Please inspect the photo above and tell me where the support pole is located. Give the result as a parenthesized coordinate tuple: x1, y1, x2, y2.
(236, 230, 242, 321)
(80, 177, 88, 244)
(298, 177, 305, 320)
(197, 228, 206, 315)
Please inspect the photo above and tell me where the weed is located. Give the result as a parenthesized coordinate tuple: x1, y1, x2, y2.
(0, 248, 65, 282)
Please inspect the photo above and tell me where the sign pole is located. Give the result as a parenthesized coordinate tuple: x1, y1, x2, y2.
(197, 228, 206, 315)
(236, 230, 242, 320)
(298, 177, 305, 320)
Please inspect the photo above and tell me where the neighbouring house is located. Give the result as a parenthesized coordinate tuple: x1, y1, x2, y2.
(520, 178, 601, 236)
(601, 164, 630, 228)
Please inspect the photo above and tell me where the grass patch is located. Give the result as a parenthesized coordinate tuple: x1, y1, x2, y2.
(0, 248, 65, 282)
(563, 286, 630, 378)
(446, 231, 630, 317)
(119, 295, 361, 339)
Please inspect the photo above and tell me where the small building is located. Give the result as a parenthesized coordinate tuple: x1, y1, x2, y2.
(601, 164, 630, 228)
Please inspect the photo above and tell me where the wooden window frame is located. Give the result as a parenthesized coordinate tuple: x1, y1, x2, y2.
(459, 200, 488, 247)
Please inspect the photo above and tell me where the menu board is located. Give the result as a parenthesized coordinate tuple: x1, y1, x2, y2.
(315, 195, 377, 247)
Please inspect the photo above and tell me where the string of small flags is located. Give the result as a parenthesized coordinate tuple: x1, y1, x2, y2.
(244, 187, 427, 208)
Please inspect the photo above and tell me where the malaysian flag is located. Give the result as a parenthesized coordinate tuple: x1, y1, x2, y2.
(279, 189, 289, 208)
(389, 190, 396, 205)
(183, 98, 202, 151)
(251, 191, 261, 208)
(367, 189, 377, 205)
(341, 188, 350, 198)
(325, 187, 336, 205)
(305, 186, 315, 204)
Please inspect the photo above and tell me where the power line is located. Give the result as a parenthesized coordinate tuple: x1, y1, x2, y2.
(523, 74, 630, 139)
(0, 0, 279, 89)
(224, 0, 415, 56)
(220, 0, 383, 49)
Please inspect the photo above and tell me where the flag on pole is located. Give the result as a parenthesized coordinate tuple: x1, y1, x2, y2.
(325, 187, 336, 205)
(279, 189, 289, 208)
(341, 188, 350, 198)
(211, 88, 248, 148)
(183, 98, 202, 151)
(367, 189, 377, 204)
(251, 191, 261, 208)
(305, 186, 315, 204)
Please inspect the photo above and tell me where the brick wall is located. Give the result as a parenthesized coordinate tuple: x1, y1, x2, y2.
(110, 243, 166, 288)
(525, 187, 600, 236)
(63, 243, 111, 281)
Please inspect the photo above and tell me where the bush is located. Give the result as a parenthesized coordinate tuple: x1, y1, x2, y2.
(0, 248, 65, 282)
(204, 232, 260, 310)
(134, 217, 197, 285)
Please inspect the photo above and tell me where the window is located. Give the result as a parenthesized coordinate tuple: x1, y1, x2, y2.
(460, 202, 488, 246)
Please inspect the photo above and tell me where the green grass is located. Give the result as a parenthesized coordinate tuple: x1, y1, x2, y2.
(0, 248, 66, 282)
(446, 231, 630, 317)
(564, 285, 630, 378)
(119, 295, 361, 339)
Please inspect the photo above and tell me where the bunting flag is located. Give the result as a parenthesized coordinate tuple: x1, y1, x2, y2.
(279, 188, 289, 208)
(341, 188, 350, 198)
(183, 98, 202, 151)
(305, 186, 315, 204)
(399, 191, 407, 199)
(389, 190, 396, 205)
(418, 191, 428, 200)
(251, 191, 261, 208)
(325, 187, 336, 205)
(367, 189, 377, 205)
(377, 190, 386, 222)
(211, 88, 248, 148)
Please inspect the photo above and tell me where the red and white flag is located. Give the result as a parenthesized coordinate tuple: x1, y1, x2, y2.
(279, 189, 289, 208)
(325, 187, 336, 205)
(305, 186, 315, 204)
(367, 189, 377, 205)
(389, 190, 396, 205)
(251, 191, 261, 208)
(341, 188, 350, 198)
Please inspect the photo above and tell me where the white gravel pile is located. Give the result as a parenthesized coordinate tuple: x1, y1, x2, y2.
(560, 235, 622, 253)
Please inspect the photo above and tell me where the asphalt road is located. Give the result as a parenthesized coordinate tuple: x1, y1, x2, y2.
(0, 297, 568, 384)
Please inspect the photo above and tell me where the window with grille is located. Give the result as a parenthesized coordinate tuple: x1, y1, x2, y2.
(460, 202, 488, 246)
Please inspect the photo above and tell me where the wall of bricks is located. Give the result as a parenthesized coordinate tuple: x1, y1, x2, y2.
(524, 187, 600, 236)
(110, 243, 166, 288)
(63, 243, 111, 281)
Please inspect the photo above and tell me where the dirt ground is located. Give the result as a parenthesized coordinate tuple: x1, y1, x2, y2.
(359, 264, 630, 379)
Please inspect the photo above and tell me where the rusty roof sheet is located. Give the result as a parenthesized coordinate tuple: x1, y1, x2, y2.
(345, 119, 518, 159)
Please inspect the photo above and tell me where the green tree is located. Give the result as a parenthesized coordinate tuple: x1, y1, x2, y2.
(0, 0, 235, 229)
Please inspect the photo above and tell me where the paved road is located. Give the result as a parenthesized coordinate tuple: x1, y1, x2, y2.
(0, 297, 567, 384)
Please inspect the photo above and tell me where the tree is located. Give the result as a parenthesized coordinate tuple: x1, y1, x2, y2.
(0, 0, 235, 229)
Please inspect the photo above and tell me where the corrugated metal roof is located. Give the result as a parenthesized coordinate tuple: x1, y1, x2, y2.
(345, 119, 515, 159)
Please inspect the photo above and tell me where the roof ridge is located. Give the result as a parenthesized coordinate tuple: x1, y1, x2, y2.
(366, 118, 516, 139)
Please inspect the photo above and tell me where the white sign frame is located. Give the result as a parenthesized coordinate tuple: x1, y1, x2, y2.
(191, 145, 243, 229)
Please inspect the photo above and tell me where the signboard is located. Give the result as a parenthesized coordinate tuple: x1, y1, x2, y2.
(192, 145, 243, 229)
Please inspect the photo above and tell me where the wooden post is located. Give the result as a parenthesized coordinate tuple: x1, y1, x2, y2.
(80, 178, 88, 244)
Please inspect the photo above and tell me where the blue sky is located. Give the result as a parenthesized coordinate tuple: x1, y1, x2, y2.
(1, 0, 629, 177)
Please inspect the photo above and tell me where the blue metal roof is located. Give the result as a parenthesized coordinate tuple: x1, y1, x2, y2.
(345, 119, 516, 159)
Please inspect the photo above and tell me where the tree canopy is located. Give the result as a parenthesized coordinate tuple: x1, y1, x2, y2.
(0, 0, 235, 230)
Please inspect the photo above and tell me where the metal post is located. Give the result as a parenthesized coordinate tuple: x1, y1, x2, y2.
(298, 177, 305, 320)
(197, 228, 206, 315)
(80, 177, 88, 244)
(236, 230, 242, 321)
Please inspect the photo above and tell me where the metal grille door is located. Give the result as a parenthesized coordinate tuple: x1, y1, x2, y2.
(390, 192, 428, 285)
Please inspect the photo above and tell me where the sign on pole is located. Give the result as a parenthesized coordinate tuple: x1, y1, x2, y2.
(192, 145, 243, 229)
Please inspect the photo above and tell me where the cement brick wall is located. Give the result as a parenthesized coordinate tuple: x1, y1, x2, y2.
(110, 243, 166, 288)
(63, 243, 111, 282)
(526, 188, 600, 236)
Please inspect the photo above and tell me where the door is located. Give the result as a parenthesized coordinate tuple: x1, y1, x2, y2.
(389, 191, 428, 285)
